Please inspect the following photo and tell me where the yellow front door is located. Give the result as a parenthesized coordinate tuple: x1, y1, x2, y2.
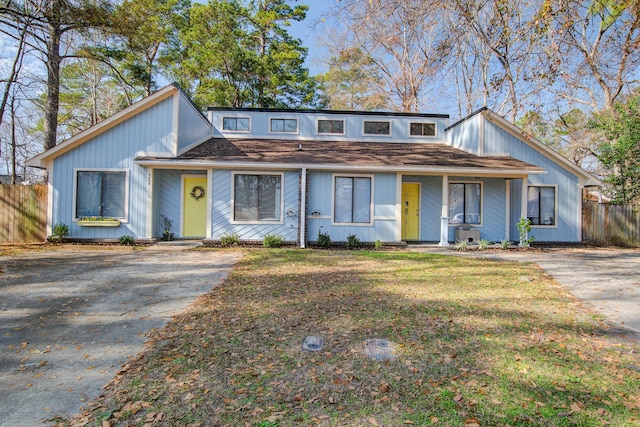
(183, 176, 207, 237)
(402, 183, 420, 241)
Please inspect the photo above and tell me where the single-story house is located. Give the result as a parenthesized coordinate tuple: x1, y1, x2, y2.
(27, 83, 600, 246)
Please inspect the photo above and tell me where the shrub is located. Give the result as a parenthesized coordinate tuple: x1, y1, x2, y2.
(500, 239, 512, 249)
(454, 240, 469, 251)
(51, 223, 68, 242)
(477, 239, 490, 250)
(346, 234, 360, 248)
(220, 233, 239, 247)
(263, 233, 283, 248)
(516, 217, 535, 248)
(374, 239, 383, 249)
(119, 235, 135, 245)
(317, 230, 331, 247)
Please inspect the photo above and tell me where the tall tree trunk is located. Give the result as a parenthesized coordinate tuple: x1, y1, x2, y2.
(44, 18, 62, 151)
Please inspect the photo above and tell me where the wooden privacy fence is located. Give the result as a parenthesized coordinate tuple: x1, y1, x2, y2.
(0, 184, 47, 243)
(583, 201, 640, 247)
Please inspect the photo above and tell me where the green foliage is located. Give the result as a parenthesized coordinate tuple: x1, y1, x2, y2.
(51, 223, 69, 242)
(516, 217, 534, 248)
(177, 0, 323, 109)
(119, 235, 135, 245)
(220, 233, 239, 247)
(592, 92, 640, 203)
(316, 230, 331, 247)
(160, 214, 173, 233)
(454, 240, 469, 251)
(374, 239, 383, 249)
(263, 233, 283, 248)
(477, 239, 490, 250)
(346, 234, 360, 248)
(500, 239, 512, 249)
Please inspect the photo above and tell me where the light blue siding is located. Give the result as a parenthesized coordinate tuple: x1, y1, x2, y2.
(211, 169, 299, 241)
(177, 94, 211, 152)
(403, 175, 442, 241)
(51, 97, 175, 239)
(212, 110, 448, 143)
(306, 171, 399, 243)
(483, 120, 581, 242)
(446, 114, 480, 153)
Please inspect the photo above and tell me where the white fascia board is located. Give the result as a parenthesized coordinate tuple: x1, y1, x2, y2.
(481, 110, 602, 186)
(134, 159, 545, 177)
(26, 85, 179, 169)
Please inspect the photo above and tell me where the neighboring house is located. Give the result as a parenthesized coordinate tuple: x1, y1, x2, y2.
(27, 83, 600, 246)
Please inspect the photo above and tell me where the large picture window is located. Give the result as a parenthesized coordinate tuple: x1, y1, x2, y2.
(449, 183, 481, 224)
(334, 176, 372, 223)
(234, 174, 282, 222)
(76, 170, 127, 219)
(528, 186, 556, 226)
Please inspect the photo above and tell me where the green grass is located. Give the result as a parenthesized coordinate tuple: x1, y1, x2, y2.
(66, 249, 640, 427)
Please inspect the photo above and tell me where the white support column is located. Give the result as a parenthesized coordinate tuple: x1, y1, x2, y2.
(396, 173, 403, 242)
(439, 175, 449, 246)
(206, 169, 213, 239)
(520, 176, 529, 246)
(145, 168, 154, 239)
(300, 167, 307, 249)
(505, 180, 511, 241)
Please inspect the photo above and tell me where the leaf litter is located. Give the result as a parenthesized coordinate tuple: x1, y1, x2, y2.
(62, 249, 640, 427)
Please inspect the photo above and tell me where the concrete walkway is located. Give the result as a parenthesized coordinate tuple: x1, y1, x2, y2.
(0, 245, 241, 427)
(411, 245, 640, 337)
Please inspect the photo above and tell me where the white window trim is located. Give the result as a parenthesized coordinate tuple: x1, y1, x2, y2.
(221, 116, 251, 133)
(316, 118, 346, 136)
(331, 173, 374, 226)
(268, 117, 299, 134)
(362, 120, 392, 137)
(528, 184, 559, 229)
(72, 168, 129, 222)
(448, 180, 483, 227)
(231, 171, 285, 224)
(408, 122, 437, 138)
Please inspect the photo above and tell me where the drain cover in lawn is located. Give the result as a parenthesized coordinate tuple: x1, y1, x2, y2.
(362, 338, 397, 361)
(302, 335, 324, 352)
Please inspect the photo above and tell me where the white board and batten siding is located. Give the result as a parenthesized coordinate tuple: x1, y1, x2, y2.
(52, 97, 177, 239)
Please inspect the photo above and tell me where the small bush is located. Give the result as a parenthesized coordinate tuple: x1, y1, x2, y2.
(346, 234, 360, 248)
(517, 217, 535, 248)
(477, 239, 490, 250)
(263, 233, 283, 248)
(51, 223, 68, 242)
(119, 235, 135, 246)
(500, 239, 512, 249)
(374, 239, 383, 249)
(220, 233, 239, 247)
(317, 231, 331, 247)
(454, 240, 469, 251)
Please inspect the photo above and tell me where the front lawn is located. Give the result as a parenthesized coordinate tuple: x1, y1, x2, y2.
(66, 250, 639, 427)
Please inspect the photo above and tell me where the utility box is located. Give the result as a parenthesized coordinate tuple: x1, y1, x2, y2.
(455, 228, 480, 243)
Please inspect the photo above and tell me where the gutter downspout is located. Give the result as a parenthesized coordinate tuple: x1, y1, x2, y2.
(300, 167, 307, 249)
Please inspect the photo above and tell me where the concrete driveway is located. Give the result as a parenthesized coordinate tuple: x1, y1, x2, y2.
(0, 245, 241, 427)
(412, 246, 640, 337)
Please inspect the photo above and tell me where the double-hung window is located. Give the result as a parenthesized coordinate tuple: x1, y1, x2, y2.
(270, 118, 298, 133)
(528, 186, 556, 226)
(449, 182, 481, 225)
(233, 173, 282, 222)
(334, 175, 372, 224)
(222, 117, 250, 132)
(75, 170, 127, 219)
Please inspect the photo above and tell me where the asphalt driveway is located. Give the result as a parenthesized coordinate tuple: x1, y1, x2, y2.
(412, 246, 640, 337)
(0, 245, 241, 427)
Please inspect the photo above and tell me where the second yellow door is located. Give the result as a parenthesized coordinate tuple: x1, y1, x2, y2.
(402, 183, 420, 240)
(183, 176, 207, 237)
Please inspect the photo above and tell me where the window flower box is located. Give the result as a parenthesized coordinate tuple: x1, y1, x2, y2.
(77, 217, 121, 227)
